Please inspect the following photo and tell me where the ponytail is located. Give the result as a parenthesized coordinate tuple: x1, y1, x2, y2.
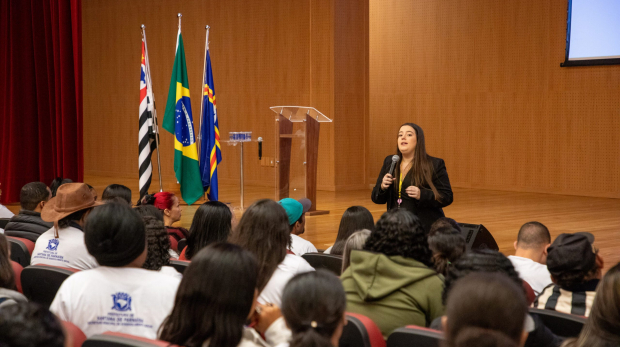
(453, 327, 519, 347)
(290, 322, 333, 347)
(428, 226, 466, 276)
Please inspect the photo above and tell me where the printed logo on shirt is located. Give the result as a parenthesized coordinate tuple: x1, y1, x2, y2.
(46, 239, 59, 251)
(111, 292, 132, 312)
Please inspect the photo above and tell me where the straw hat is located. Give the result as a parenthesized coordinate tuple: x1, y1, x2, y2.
(41, 183, 103, 222)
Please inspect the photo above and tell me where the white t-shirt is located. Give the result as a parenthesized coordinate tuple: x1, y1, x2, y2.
(0, 204, 14, 218)
(508, 255, 553, 295)
(158, 265, 183, 280)
(289, 234, 317, 256)
(323, 246, 333, 254)
(31, 226, 98, 270)
(258, 254, 314, 307)
(50, 267, 181, 339)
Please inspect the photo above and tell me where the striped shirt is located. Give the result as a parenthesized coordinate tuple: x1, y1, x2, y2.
(533, 279, 598, 317)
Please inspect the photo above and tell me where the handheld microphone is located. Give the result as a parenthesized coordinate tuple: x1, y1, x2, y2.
(258, 137, 263, 160)
(388, 155, 399, 176)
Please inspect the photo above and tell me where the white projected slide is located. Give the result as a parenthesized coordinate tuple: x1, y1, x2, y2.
(568, 0, 620, 60)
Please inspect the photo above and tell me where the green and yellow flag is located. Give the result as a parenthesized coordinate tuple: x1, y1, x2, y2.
(163, 27, 203, 205)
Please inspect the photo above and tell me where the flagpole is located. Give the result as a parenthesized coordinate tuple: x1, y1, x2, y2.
(141, 24, 164, 192)
(178, 13, 182, 31)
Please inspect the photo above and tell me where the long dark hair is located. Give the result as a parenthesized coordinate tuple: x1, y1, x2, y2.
(186, 201, 232, 260)
(393, 123, 441, 201)
(142, 216, 171, 270)
(330, 206, 374, 255)
(563, 263, 620, 347)
(159, 243, 258, 347)
(0, 234, 16, 290)
(282, 271, 346, 347)
(101, 184, 132, 204)
(229, 199, 290, 292)
(428, 226, 467, 276)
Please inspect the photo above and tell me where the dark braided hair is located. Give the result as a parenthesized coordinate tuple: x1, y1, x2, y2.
(142, 216, 171, 270)
(364, 209, 433, 267)
(428, 226, 466, 276)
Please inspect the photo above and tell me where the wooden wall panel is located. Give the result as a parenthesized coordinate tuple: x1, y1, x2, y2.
(368, 0, 620, 198)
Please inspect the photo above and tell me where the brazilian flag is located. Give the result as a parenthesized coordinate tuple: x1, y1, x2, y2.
(162, 29, 203, 205)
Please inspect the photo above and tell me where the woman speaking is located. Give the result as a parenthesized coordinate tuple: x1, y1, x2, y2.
(372, 123, 453, 232)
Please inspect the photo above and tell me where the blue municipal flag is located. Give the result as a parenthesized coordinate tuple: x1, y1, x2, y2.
(199, 48, 222, 201)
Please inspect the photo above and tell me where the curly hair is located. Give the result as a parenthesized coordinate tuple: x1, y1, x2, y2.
(443, 249, 524, 304)
(142, 216, 171, 271)
(552, 251, 600, 289)
(428, 226, 467, 276)
(363, 209, 433, 267)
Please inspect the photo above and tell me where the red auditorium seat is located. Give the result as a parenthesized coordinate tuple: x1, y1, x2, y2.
(339, 312, 386, 347)
(301, 253, 343, 276)
(62, 321, 87, 347)
(10, 261, 23, 293)
(386, 326, 444, 347)
(177, 238, 187, 254)
(82, 332, 181, 347)
(529, 308, 586, 338)
(168, 236, 178, 252)
(522, 280, 536, 305)
(7, 236, 35, 267)
(170, 259, 189, 274)
(21, 264, 79, 308)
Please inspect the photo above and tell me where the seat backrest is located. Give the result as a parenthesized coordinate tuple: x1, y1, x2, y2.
(21, 265, 78, 308)
(387, 326, 444, 347)
(168, 236, 179, 252)
(301, 253, 343, 276)
(0, 218, 9, 228)
(170, 260, 190, 274)
(62, 320, 87, 347)
(522, 280, 536, 305)
(83, 332, 180, 347)
(177, 238, 187, 254)
(339, 312, 386, 347)
(10, 261, 23, 293)
(7, 236, 35, 267)
(529, 308, 586, 338)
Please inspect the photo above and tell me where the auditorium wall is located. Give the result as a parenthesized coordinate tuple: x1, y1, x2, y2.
(368, 0, 620, 198)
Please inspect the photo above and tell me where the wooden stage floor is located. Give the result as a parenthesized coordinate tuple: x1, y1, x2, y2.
(8, 175, 618, 271)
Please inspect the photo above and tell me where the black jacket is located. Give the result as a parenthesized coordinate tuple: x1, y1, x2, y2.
(372, 155, 453, 232)
(4, 210, 53, 242)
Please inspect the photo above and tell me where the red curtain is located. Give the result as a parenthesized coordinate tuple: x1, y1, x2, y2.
(0, 0, 83, 204)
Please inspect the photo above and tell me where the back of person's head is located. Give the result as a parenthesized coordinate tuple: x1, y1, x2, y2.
(516, 221, 550, 249)
(563, 262, 620, 347)
(19, 182, 50, 211)
(49, 178, 72, 197)
(229, 199, 290, 292)
(282, 270, 347, 347)
(142, 216, 171, 271)
(139, 192, 176, 211)
(159, 243, 258, 347)
(331, 206, 374, 255)
(0, 302, 66, 347)
(546, 232, 601, 289)
(430, 217, 462, 235)
(444, 273, 527, 347)
(134, 204, 164, 221)
(443, 249, 524, 304)
(186, 201, 232, 260)
(84, 203, 146, 267)
(428, 226, 467, 276)
(341, 229, 371, 273)
(0, 234, 16, 290)
(364, 209, 433, 267)
(101, 184, 132, 205)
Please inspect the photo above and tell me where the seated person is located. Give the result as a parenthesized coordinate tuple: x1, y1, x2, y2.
(230, 199, 314, 306)
(443, 272, 530, 347)
(160, 243, 290, 346)
(183, 201, 232, 260)
(562, 262, 620, 347)
(278, 198, 317, 256)
(324, 206, 374, 255)
(31, 183, 101, 270)
(534, 232, 602, 317)
(139, 192, 188, 251)
(0, 234, 27, 308)
(141, 215, 181, 279)
(0, 302, 67, 347)
(50, 203, 181, 338)
(4, 182, 53, 242)
(508, 221, 553, 295)
(341, 209, 444, 338)
(427, 225, 466, 276)
(134, 205, 177, 259)
(341, 229, 371, 273)
(281, 271, 347, 346)
(101, 184, 132, 205)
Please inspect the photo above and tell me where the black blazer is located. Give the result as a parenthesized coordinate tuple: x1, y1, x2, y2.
(371, 155, 453, 232)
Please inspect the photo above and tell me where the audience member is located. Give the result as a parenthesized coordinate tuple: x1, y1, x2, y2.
(0, 182, 15, 219)
(140, 192, 188, 251)
(230, 199, 314, 306)
(49, 178, 72, 198)
(0, 302, 67, 347)
(160, 243, 290, 347)
(278, 198, 317, 256)
(443, 273, 529, 347)
(50, 203, 181, 338)
(429, 217, 462, 235)
(4, 182, 53, 241)
(101, 184, 132, 205)
(324, 206, 374, 255)
(0, 234, 27, 308)
(534, 232, 603, 317)
(141, 216, 180, 279)
(184, 201, 232, 260)
(31, 183, 101, 270)
(562, 262, 620, 347)
(508, 221, 553, 295)
(341, 229, 371, 273)
(427, 225, 466, 276)
(281, 270, 347, 347)
(341, 209, 443, 338)
(134, 204, 178, 258)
